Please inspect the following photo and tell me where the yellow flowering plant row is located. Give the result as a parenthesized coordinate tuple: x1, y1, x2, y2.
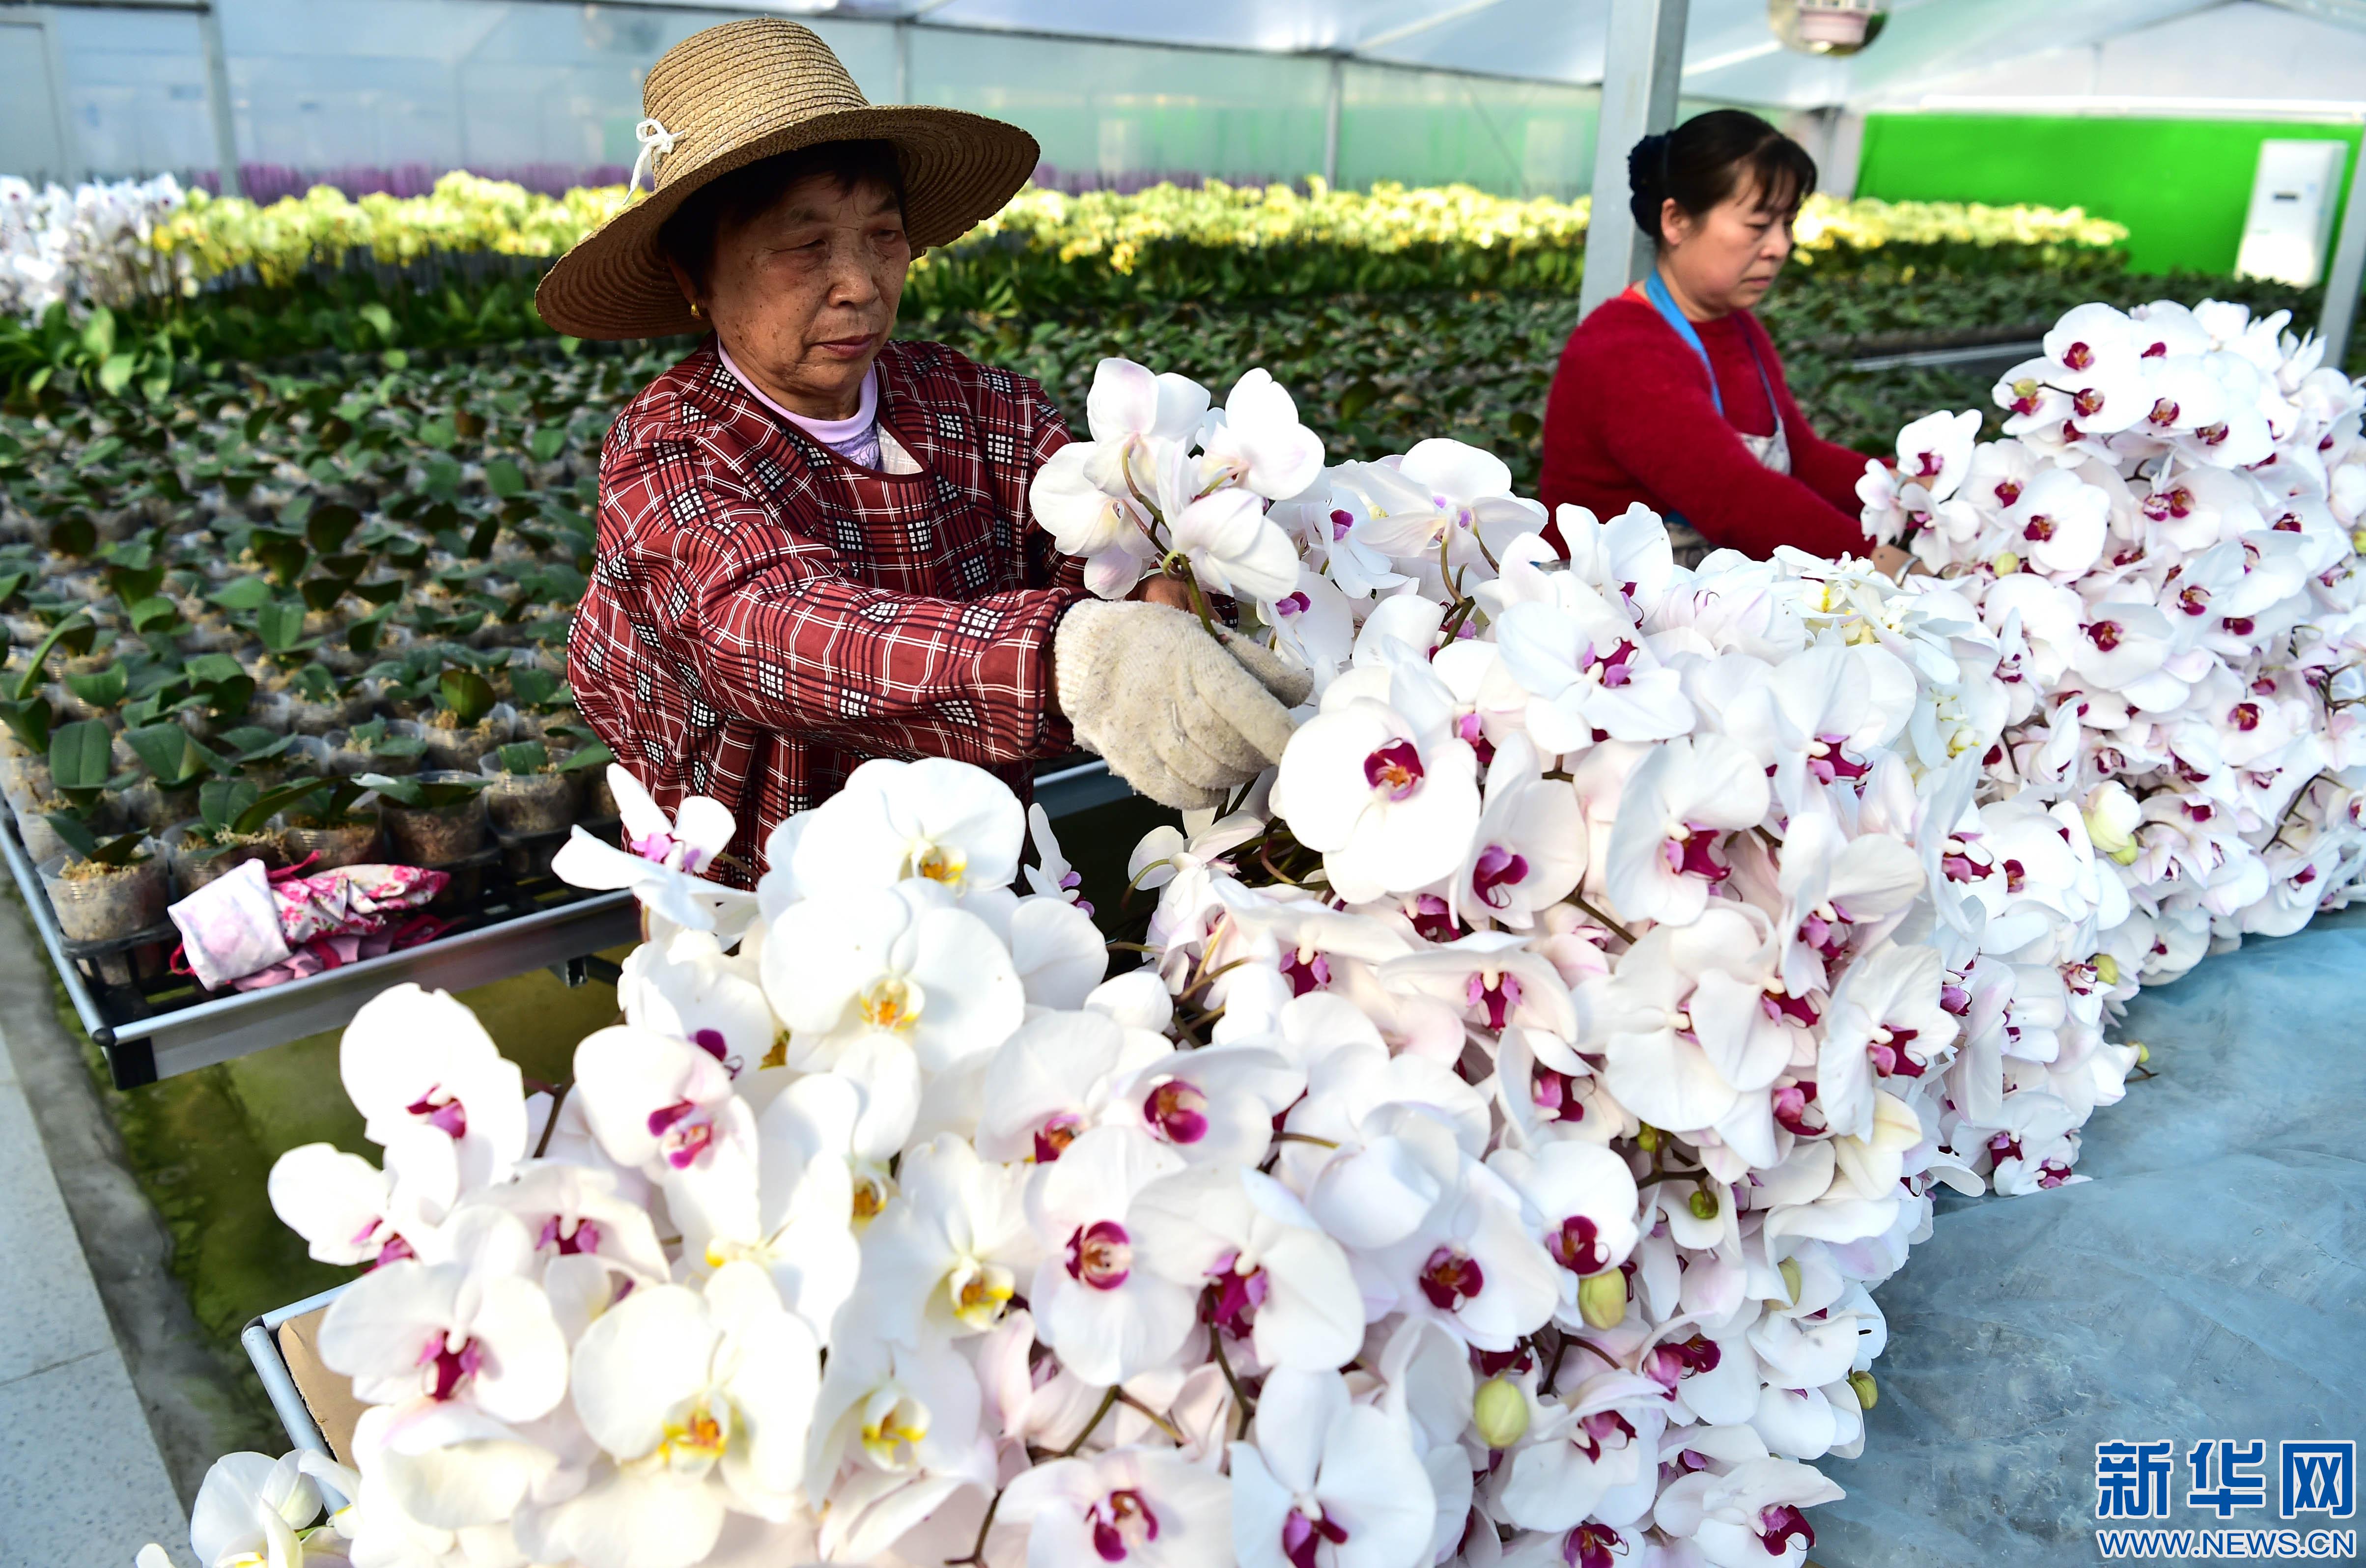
(145, 170, 2127, 305)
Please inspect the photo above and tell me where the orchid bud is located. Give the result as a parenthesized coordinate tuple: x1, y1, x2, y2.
(1991, 551, 2020, 575)
(2353, 525, 2366, 554)
(1635, 1125, 1661, 1154)
(2131, 1040, 2150, 1064)
(1777, 1257, 1802, 1305)
(1578, 1268, 1628, 1329)
(1688, 1186, 1719, 1221)
(1849, 1370, 1879, 1409)
(2081, 808, 2140, 865)
(2092, 952, 2119, 986)
(1473, 1376, 1529, 1449)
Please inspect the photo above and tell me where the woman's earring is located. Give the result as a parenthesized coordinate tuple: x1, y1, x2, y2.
(688, 300, 704, 320)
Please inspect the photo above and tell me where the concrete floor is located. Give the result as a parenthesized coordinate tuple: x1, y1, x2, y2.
(0, 936, 190, 1566)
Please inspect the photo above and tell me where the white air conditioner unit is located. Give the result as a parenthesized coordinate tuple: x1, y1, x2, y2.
(2234, 140, 2347, 287)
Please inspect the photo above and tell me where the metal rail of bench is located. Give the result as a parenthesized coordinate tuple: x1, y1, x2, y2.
(5, 757, 1125, 1088)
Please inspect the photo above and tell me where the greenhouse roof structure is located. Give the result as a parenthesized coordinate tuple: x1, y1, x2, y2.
(777, 0, 2366, 113)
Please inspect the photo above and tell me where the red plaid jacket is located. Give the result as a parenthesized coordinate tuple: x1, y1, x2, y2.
(570, 338, 1086, 885)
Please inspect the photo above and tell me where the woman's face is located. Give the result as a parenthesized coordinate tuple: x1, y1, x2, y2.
(680, 172, 910, 418)
(1659, 176, 1797, 316)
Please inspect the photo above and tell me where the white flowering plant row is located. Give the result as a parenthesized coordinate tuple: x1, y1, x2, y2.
(148, 295, 2366, 1568)
(0, 174, 193, 320)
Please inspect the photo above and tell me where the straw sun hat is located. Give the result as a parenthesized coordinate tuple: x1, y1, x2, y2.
(535, 18, 1039, 340)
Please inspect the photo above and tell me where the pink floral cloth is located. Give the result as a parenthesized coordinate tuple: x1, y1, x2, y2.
(169, 859, 450, 990)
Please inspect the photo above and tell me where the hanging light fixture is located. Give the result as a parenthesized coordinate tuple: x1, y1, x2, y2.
(1768, 0, 1888, 56)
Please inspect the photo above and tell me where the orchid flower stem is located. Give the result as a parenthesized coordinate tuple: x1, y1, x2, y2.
(1572, 894, 1637, 947)
(532, 1081, 571, 1160)
(1258, 838, 1300, 885)
(1179, 563, 1220, 640)
(1106, 940, 1161, 954)
(1112, 1389, 1185, 1444)
(1178, 956, 1250, 1003)
(1206, 1309, 1256, 1440)
(1056, 1384, 1125, 1460)
(1569, 1334, 1622, 1371)
(945, 1484, 1007, 1568)
(1754, 825, 1785, 851)
(1271, 1130, 1340, 1149)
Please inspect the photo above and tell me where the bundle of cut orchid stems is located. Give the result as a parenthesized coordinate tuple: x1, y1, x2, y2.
(145, 293, 2366, 1568)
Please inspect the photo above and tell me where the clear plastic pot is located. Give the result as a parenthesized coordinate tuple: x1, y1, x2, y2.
(420, 704, 516, 771)
(326, 725, 423, 778)
(478, 755, 578, 837)
(122, 780, 201, 833)
(39, 850, 169, 944)
(380, 774, 491, 867)
(162, 820, 282, 892)
(274, 812, 382, 872)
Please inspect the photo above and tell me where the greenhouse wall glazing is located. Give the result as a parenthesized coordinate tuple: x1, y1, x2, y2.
(0, 0, 1634, 199)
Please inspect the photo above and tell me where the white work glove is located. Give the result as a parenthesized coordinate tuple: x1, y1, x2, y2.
(1053, 599, 1312, 810)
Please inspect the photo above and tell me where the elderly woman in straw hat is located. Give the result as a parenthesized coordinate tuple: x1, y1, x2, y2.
(540, 20, 1305, 882)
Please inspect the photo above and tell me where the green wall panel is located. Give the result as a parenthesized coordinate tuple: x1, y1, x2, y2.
(1855, 112, 2361, 276)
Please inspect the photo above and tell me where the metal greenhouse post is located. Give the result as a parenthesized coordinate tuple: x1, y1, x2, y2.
(2316, 132, 2366, 369)
(1579, 0, 1690, 318)
(198, 2, 241, 197)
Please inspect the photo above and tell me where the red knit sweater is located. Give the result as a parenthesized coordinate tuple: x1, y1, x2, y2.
(1538, 293, 1872, 560)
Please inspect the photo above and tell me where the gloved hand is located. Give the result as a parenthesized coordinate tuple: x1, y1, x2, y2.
(1053, 600, 1310, 809)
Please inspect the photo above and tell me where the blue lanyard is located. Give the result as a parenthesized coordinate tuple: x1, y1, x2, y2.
(1644, 269, 1724, 416)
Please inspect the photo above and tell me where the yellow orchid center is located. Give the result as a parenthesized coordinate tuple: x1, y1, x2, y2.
(759, 1031, 789, 1071)
(947, 1259, 1016, 1330)
(860, 1390, 929, 1467)
(859, 975, 918, 1032)
(852, 1171, 890, 1225)
(910, 840, 966, 886)
(660, 1401, 726, 1468)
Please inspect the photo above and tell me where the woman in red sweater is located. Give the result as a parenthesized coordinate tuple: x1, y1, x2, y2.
(1540, 110, 1907, 572)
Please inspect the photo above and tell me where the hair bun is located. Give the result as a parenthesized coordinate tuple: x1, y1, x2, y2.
(1627, 132, 1672, 233)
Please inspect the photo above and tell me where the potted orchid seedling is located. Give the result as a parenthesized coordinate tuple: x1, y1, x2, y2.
(162, 774, 324, 892)
(273, 778, 385, 871)
(359, 769, 492, 868)
(36, 717, 165, 944)
(419, 664, 514, 771)
(1027, 359, 1324, 630)
(479, 738, 613, 838)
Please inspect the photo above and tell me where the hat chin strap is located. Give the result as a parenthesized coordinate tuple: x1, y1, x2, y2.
(630, 117, 679, 195)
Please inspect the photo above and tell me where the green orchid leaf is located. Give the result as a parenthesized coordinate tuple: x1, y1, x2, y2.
(208, 576, 274, 612)
(47, 719, 113, 791)
(44, 812, 98, 861)
(439, 667, 496, 728)
(495, 740, 549, 776)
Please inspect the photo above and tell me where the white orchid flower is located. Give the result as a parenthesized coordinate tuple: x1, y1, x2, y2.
(318, 1207, 568, 1424)
(1024, 1124, 1196, 1385)
(761, 880, 1024, 1075)
(174, 1449, 357, 1568)
(1202, 367, 1326, 502)
(1275, 695, 1481, 904)
(805, 1327, 993, 1562)
(531, 1262, 820, 1568)
(1000, 1445, 1234, 1568)
(791, 756, 1025, 896)
(340, 984, 527, 1193)
(1130, 1162, 1365, 1372)
(1230, 1367, 1436, 1568)
(1602, 735, 1770, 928)
(620, 926, 780, 1078)
(554, 765, 758, 938)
